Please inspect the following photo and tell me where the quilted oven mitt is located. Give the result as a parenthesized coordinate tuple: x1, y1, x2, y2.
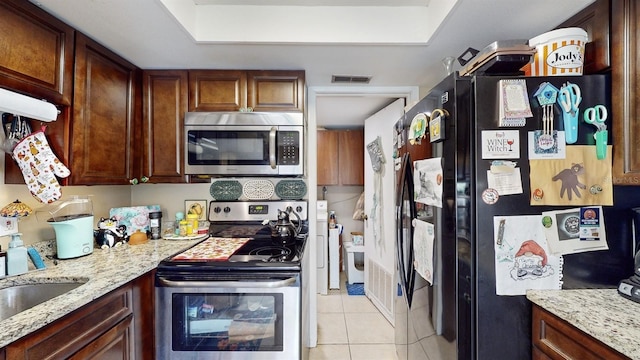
(12, 127, 70, 203)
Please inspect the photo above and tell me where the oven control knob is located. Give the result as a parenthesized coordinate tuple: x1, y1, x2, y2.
(223, 206, 231, 213)
(213, 206, 222, 214)
(296, 206, 303, 213)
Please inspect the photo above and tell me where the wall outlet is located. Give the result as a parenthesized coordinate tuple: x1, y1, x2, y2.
(0, 217, 18, 237)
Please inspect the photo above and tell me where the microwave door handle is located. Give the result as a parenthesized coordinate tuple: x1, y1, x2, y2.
(269, 126, 277, 169)
(157, 277, 297, 288)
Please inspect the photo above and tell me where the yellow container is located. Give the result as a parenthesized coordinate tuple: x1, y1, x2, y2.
(528, 27, 587, 76)
(186, 214, 199, 235)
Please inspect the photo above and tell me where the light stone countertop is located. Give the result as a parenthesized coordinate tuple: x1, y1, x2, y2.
(527, 289, 640, 360)
(0, 238, 201, 349)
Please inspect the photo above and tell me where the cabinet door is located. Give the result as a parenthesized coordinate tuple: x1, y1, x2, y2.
(611, 0, 640, 184)
(247, 70, 305, 112)
(189, 70, 247, 111)
(339, 129, 364, 185)
(131, 270, 156, 360)
(532, 305, 628, 359)
(0, 0, 74, 106)
(142, 70, 188, 183)
(5, 285, 132, 359)
(317, 130, 339, 185)
(70, 32, 138, 185)
(557, 0, 610, 74)
(69, 315, 134, 360)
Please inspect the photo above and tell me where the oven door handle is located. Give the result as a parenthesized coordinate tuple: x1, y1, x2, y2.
(157, 276, 297, 288)
(269, 126, 277, 169)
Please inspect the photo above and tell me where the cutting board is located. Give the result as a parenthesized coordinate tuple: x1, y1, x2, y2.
(172, 237, 250, 261)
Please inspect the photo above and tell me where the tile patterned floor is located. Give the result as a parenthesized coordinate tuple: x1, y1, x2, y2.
(310, 274, 398, 360)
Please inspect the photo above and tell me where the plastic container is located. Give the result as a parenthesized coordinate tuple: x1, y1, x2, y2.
(186, 214, 199, 235)
(197, 220, 209, 235)
(329, 211, 337, 229)
(528, 27, 587, 76)
(7, 233, 28, 276)
(343, 241, 364, 284)
(351, 231, 364, 246)
(162, 221, 175, 238)
(179, 220, 188, 236)
(149, 211, 162, 240)
(175, 212, 185, 235)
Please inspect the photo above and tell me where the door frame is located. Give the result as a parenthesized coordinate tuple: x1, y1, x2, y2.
(306, 85, 418, 347)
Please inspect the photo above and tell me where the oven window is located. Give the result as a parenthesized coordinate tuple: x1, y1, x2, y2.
(187, 130, 269, 165)
(172, 293, 284, 351)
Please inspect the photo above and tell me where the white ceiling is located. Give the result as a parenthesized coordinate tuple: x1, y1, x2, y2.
(30, 0, 594, 128)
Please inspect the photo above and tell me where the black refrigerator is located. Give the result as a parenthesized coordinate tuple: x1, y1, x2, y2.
(394, 73, 636, 360)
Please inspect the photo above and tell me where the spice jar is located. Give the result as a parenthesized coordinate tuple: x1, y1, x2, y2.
(186, 214, 199, 235)
(179, 220, 188, 236)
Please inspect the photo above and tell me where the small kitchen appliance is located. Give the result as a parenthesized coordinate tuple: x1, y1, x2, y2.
(155, 200, 309, 360)
(617, 253, 640, 303)
(37, 196, 94, 259)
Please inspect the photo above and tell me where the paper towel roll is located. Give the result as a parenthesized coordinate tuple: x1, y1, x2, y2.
(0, 88, 58, 122)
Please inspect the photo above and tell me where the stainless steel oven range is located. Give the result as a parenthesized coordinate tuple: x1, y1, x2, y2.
(155, 200, 309, 360)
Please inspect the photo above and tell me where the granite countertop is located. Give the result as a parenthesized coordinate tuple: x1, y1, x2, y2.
(0, 238, 201, 349)
(527, 289, 640, 359)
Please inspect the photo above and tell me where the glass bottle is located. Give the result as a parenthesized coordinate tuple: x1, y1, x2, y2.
(329, 211, 337, 229)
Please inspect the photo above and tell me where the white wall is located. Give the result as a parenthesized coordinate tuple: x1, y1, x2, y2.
(0, 178, 131, 250)
(318, 185, 364, 241)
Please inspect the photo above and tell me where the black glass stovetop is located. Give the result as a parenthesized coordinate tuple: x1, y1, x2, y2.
(157, 221, 308, 273)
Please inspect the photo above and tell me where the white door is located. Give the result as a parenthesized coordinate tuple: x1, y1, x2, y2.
(363, 98, 405, 323)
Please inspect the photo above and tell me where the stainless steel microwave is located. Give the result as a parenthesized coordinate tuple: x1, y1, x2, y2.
(184, 112, 304, 176)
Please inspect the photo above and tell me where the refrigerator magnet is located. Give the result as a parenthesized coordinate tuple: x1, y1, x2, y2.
(482, 188, 499, 205)
(481, 130, 520, 159)
(408, 113, 428, 145)
(429, 108, 448, 142)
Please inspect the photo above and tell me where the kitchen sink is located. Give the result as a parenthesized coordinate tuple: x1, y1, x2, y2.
(0, 281, 86, 321)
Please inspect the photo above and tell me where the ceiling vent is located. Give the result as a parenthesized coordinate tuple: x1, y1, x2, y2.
(331, 75, 372, 84)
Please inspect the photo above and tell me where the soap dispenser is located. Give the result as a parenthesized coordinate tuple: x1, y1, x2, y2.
(7, 233, 28, 276)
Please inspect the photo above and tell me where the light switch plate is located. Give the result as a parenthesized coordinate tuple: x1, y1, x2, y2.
(0, 217, 18, 237)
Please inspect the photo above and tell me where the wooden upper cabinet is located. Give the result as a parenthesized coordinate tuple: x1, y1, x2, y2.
(339, 129, 364, 185)
(0, 0, 74, 106)
(317, 129, 364, 186)
(188, 70, 305, 112)
(142, 70, 188, 183)
(70, 32, 139, 185)
(247, 70, 305, 112)
(317, 130, 339, 185)
(188, 70, 247, 111)
(611, 0, 640, 185)
(557, 0, 610, 74)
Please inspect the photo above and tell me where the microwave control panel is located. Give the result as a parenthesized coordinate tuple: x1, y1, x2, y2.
(277, 131, 300, 165)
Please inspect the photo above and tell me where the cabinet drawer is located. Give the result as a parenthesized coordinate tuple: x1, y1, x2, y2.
(532, 305, 628, 360)
(5, 286, 132, 360)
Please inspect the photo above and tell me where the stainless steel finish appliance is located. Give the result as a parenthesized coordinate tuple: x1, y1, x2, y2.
(155, 200, 309, 360)
(184, 112, 304, 176)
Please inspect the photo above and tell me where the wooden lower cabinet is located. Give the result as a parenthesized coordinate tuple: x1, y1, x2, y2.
(68, 315, 133, 360)
(2, 271, 154, 360)
(532, 304, 629, 360)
